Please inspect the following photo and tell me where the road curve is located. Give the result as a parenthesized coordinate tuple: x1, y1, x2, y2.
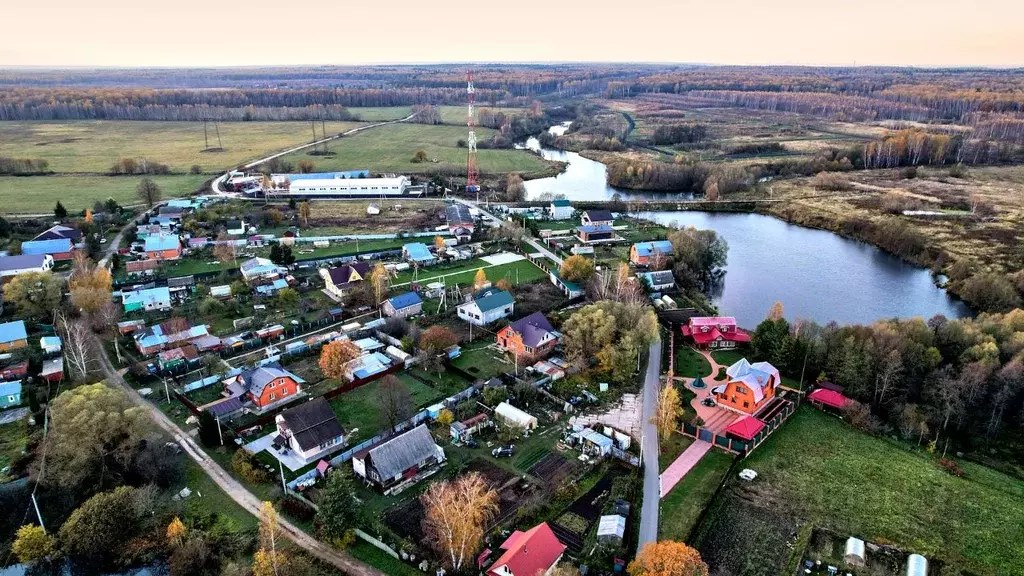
(452, 197, 564, 266)
(210, 114, 417, 196)
(90, 331, 386, 576)
(637, 339, 663, 552)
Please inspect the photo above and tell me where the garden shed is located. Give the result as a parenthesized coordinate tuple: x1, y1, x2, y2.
(596, 515, 626, 544)
(906, 554, 928, 576)
(844, 537, 866, 566)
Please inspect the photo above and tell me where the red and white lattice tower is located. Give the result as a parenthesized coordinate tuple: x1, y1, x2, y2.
(466, 70, 479, 193)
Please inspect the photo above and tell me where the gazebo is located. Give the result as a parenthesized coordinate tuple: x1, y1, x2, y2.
(724, 416, 765, 442)
(808, 388, 850, 411)
(691, 375, 706, 389)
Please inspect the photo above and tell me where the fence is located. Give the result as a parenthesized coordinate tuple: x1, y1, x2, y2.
(680, 397, 800, 456)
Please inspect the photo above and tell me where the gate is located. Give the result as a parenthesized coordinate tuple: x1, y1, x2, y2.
(698, 428, 714, 443)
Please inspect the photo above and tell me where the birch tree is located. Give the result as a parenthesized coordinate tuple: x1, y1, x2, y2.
(421, 472, 498, 572)
(56, 312, 92, 381)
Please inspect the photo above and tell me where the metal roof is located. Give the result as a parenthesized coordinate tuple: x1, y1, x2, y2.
(123, 287, 171, 307)
(578, 224, 615, 234)
(279, 398, 344, 453)
(0, 254, 48, 272)
(468, 288, 514, 313)
(0, 321, 28, 344)
(402, 242, 434, 262)
(508, 312, 555, 348)
(633, 240, 673, 257)
(364, 424, 441, 480)
(143, 234, 180, 252)
(388, 291, 422, 310)
(21, 238, 72, 255)
(583, 209, 614, 222)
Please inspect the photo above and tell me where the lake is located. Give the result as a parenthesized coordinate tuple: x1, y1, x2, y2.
(635, 211, 971, 328)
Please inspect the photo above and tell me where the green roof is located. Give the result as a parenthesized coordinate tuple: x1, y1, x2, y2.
(472, 289, 515, 313)
(552, 199, 572, 207)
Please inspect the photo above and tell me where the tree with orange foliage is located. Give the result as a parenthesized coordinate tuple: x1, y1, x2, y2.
(421, 472, 499, 572)
(418, 326, 459, 375)
(319, 339, 362, 381)
(495, 278, 512, 292)
(628, 541, 709, 576)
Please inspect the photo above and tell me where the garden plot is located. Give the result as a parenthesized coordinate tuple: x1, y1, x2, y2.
(528, 452, 578, 484)
(550, 469, 624, 554)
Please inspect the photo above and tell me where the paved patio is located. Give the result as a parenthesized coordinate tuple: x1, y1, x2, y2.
(569, 392, 643, 440)
(676, 349, 740, 433)
(243, 432, 312, 472)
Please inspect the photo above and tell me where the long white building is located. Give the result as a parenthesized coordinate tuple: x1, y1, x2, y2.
(271, 173, 413, 197)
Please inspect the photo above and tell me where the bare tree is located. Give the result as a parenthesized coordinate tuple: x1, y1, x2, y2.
(421, 473, 499, 572)
(55, 312, 92, 381)
(376, 375, 413, 430)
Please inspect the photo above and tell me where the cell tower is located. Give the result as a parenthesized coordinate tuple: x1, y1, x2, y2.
(466, 70, 480, 194)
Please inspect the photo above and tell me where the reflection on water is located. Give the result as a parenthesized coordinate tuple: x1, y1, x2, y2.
(636, 211, 971, 328)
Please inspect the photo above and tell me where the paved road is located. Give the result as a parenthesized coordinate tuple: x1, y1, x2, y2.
(637, 339, 663, 552)
(90, 333, 385, 576)
(98, 203, 162, 267)
(210, 114, 416, 196)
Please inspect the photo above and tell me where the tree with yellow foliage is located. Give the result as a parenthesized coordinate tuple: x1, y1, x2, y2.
(253, 502, 287, 576)
(767, 301, 785, 321)
(69, 253, 113, 314)
(367, 263, 390, 305)
(319, 339, 362, 381)
(437, 408, 454, 427)
(473, 268, 488, 290)
(421, 472, 499, 571)
(653, 383, 683, 444)
(560, 254, 596, 283)
(166, 516, 187, 548)
(12, 525, 53, 564)
(628, 541, 708, 576)
(434, 235, 447, 252)
(298, 201, 311, 228)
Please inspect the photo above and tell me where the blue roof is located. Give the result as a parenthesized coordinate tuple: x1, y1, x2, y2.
(0, 321, 27, 344)
(0, 381, 22, 396)
(388, 291, 422, 310)
(40, 336, 61, 347)
(21, 238, 71, 255)
(123, 287, 171, 307)
(633, 241, 673, 257)
(403, 242, 434, 262)
(144, 234, 180, 252)
(578, 224, 615, 234)
(287, 170, 369, 180)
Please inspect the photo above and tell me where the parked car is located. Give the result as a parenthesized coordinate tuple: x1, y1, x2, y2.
(492, 445, 515, 458)
(464, 439, 479, 449)
(701, 397, 717, 407)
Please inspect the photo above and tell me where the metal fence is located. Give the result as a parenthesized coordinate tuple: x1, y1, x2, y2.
(680, 397, 799, 456)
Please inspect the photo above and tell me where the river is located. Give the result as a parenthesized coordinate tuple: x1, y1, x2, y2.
(521, 125, 970, 327)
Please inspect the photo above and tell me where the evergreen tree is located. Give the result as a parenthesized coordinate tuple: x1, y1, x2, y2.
(54, 201, 67, 219)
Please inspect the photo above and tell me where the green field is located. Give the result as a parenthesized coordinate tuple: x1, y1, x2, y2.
(675, 346, 712, 378)
(328, 375, 444, 443)
(721, 407, 1024, 574)
(449, 342, 511, 381)
(0, 174, 208, 214)
(659, 448, 733, 542)
(0, 419, 28, 483)
(393, 258, 546, 288)
(0, 120, 365, 173)
(281, 123, 552, 176)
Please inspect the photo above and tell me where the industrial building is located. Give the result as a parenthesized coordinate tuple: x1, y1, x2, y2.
(270, 173, 416, 198)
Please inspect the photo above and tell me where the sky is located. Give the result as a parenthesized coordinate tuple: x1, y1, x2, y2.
(1, 0, 1022, 68)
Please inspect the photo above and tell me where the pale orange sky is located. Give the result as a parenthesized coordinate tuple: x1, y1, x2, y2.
(1, 0, 1022, 68)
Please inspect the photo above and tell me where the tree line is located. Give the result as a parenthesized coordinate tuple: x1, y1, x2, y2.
(750, 307, 1024, 455)
(0, 156, 49, 174)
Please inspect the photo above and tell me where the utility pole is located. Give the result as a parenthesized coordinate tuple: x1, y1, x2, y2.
(203, 119, 209, 150)
(217, 415, 224, 446)
(215, 121, 222, 148)
(164, 378, 171, 404)
(31, 493, 46, 533)
(279, 459, 287, 492)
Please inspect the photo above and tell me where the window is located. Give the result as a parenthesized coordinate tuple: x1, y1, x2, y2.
(735, 386, 748, 395)
(270, 393, 276, 401)
(6, 395, 14, 403)
(743, 401, 749, 408)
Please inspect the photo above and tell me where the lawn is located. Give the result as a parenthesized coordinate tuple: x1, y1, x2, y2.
(0, 174, 208, 213)
(393, 259, 546, 289)
(0, 120, 364, 173)
(659, 432, 694, 473)
(280, 123, 552, 176)
(450, 343, 510, 381)
(406, 368, 472, 397)
(659, 449, 734, 542)
(733, 407, 1024, 574)
(675, 346, 712, 378)
(328, 375, 444, 443)
(0, 418, 29, 482)
(710, 349, 746, 368)
(179, 459, 258, 532)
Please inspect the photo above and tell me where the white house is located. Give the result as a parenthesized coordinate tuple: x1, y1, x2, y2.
(495, 402, 538, 430)
(457, 288, 515, 326)
(274, 398, 346, 465)
(283, 175, 410, 197)
(549, 199, 573, 220)
(0, 254, 53, 278)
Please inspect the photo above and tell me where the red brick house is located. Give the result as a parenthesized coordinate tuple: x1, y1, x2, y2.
(681, 316, 751, 349)
(497, 312, 558, 358)
(223, 364, 305, 410)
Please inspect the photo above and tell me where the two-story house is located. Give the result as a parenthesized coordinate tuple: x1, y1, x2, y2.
(457, 288, 515, 326)
(497, 312, 558, 358)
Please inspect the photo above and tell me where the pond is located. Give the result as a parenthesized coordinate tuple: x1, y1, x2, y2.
(636, 211, 971, 328)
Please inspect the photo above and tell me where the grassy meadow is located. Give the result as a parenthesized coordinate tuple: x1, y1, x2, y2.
(0, 120, 365, 173)
(0, 174, 208, 213)
(695, 407, 1024, 575)
(285, 123, 552, 176)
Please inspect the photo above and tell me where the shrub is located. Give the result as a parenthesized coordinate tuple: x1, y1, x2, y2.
(811, 171, 852, 191)
(190, 164, 203, 175)
(900, 166, 918, 179)
(948, 163, 969, 178)
(939, 458, 965, 477)
(231, 449, 271, 484)
(279, 495, 316, 522)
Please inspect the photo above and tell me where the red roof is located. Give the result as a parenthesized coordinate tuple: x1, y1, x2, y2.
(685, 325, 751, 345)
(487, 523, 566, 576)
(809, 388, 849, 409)
(724, 416, 765, 441)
